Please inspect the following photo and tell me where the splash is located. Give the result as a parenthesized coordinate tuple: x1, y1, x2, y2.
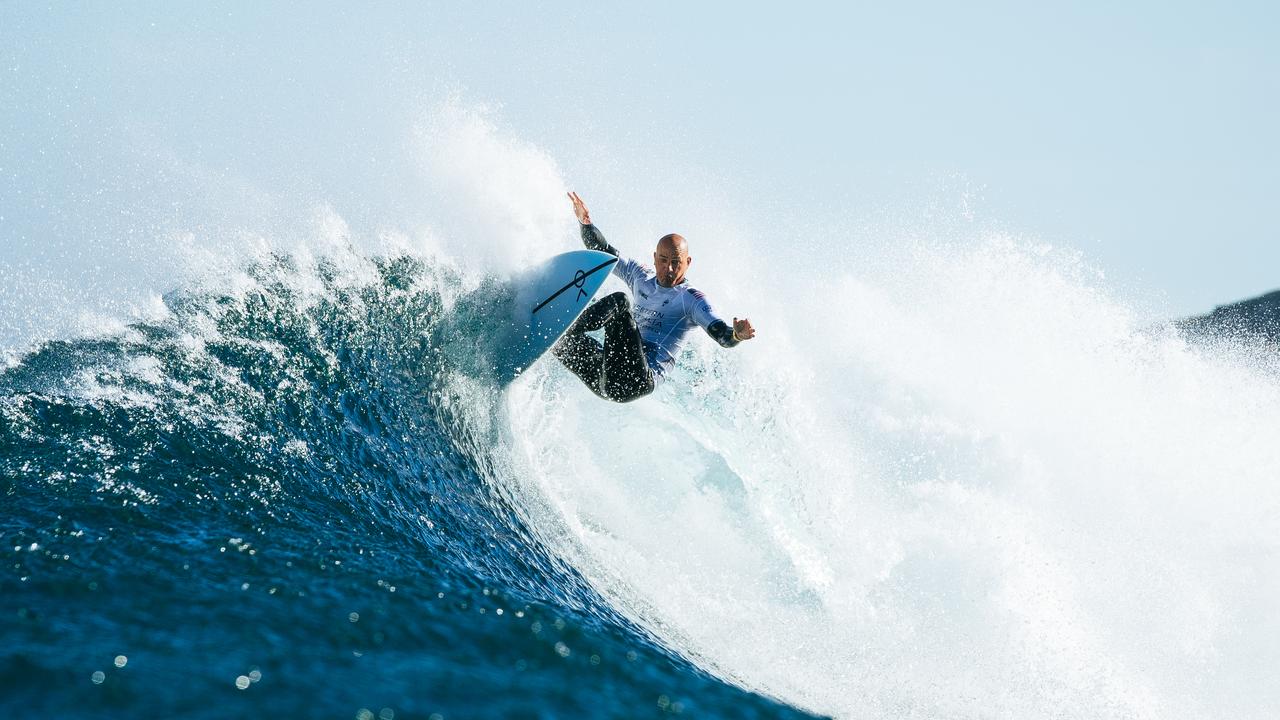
(501, 222, 1280, 718)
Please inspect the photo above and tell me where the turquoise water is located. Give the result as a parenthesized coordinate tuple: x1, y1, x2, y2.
(0, 252, 819, 718)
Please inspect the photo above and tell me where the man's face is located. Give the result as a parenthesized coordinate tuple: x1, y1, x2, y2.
(653, 235, 691, 288)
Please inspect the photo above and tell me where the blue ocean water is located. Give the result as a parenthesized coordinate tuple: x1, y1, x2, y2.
(0, 252, 819, 718)
(7, 6, 1280, 718)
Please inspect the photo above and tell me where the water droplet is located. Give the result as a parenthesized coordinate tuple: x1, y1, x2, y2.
(235, 676, 250, 690)
(356, 709, 374, 720)
(113, 655, 127, 668)
(348, 612, 359, 623)
(554, 642, 570, 657)
(379, 709, 395, 720)
(91, 671, 105, 684)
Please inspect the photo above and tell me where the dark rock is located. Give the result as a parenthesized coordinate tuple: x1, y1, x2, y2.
(1177, 290, 1280, 344)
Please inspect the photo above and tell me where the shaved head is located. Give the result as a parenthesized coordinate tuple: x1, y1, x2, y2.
(653, 233, 692, 287)
(656, 233, 688, 256)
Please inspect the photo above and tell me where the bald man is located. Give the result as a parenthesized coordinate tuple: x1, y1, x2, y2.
(552, 192, 756, 402)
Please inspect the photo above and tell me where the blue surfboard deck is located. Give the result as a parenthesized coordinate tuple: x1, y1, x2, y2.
(495, 249, 617, 384)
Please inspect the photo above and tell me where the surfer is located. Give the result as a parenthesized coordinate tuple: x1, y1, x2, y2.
(553, 191, 756, 402)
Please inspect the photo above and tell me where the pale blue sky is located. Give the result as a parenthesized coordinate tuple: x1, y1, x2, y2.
(3, 1, 1277, 339)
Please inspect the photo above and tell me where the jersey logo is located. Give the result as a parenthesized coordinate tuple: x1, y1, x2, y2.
(688, 288, 705, 300)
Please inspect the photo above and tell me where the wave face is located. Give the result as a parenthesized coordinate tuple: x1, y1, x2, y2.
(0, 246, 816, 719)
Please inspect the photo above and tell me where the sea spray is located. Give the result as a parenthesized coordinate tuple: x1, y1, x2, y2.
(504, 229, 1280, 719)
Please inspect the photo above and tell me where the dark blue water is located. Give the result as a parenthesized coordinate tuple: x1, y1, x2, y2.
(0, 252, 821, 719)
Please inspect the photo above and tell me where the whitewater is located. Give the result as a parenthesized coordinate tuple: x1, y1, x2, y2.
(4, 93, 1278, 719)
(479, 116, 1280, 718)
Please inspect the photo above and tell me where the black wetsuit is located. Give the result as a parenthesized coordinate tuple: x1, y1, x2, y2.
(552, 290, 655, 402)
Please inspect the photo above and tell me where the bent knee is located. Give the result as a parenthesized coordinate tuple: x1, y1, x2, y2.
(602, 291, 629, 310)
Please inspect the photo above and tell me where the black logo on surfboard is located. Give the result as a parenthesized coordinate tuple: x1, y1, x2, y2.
(532, 258, 618, 314)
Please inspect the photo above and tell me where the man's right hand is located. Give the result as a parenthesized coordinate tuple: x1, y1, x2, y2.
(568, 191, 592, 225)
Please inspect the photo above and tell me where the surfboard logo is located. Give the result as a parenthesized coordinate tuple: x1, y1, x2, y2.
(532, 257, 618, 314)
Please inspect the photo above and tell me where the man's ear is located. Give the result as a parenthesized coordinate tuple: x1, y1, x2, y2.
(687, 256, 693, 267)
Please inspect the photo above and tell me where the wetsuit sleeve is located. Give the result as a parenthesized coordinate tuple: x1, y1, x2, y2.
(689, 289, 740, 348)
(582, 223, 643, 286)
(706, 320, 739, 348)
(581, 224, 618, 256)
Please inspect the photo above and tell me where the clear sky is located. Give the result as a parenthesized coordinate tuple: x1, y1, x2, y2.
(3, 1, 1277, 330)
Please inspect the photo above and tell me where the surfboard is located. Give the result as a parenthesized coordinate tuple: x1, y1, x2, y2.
(496, 249, 617, 383)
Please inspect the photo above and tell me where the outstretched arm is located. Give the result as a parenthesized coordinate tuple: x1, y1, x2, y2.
(690, 288, 756, 349)
(705, 317, 756, 348)
(568, 191, 618, 257)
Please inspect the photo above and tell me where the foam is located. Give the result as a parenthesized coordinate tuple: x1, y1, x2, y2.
(490, 162, 1280, 719)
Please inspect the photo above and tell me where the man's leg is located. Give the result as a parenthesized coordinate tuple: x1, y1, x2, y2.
(599, 295, 654, 402)
(552, 292, 653, 402)
(552, 292, 626, 399)
(552, 318, 607, 399)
